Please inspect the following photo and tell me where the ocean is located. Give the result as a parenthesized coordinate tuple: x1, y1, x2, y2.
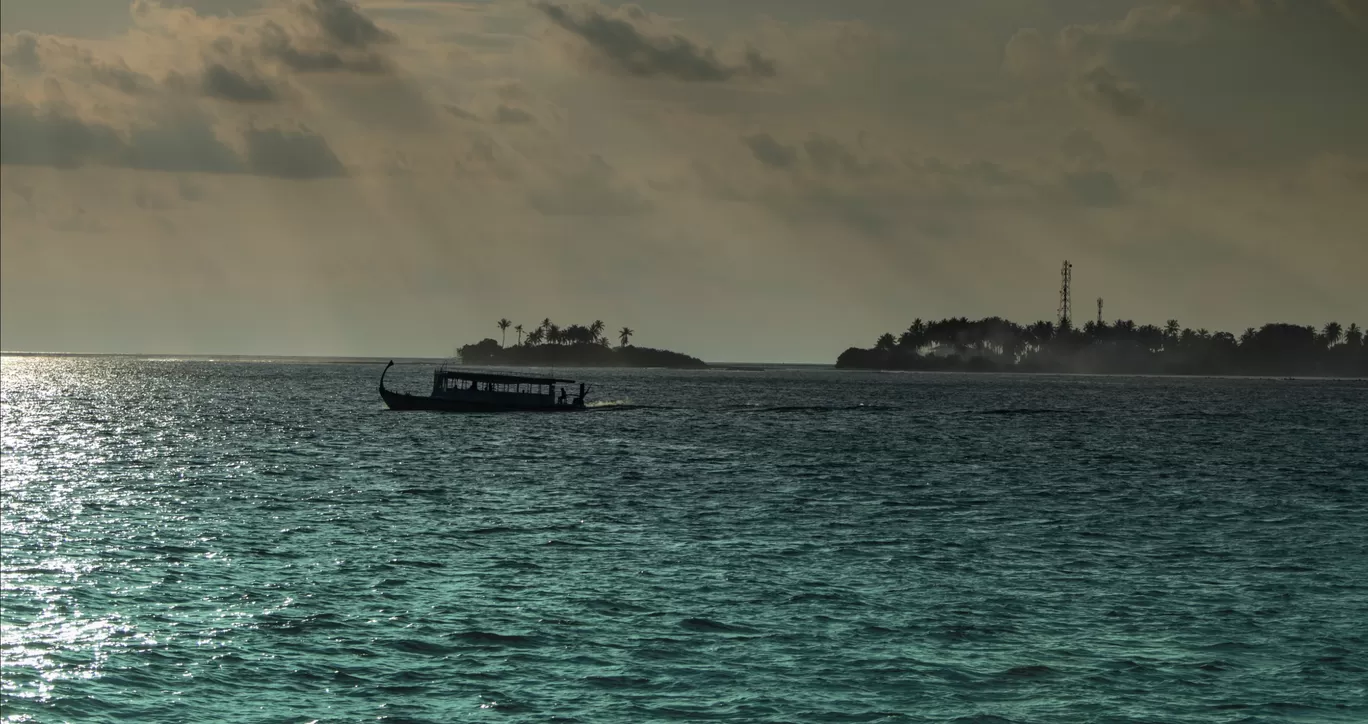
(2, 356, 1365, 723)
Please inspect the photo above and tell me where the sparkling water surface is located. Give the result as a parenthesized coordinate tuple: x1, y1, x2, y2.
(2, 357, 1366, 723)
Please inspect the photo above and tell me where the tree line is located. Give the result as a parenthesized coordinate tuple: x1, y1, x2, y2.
(838, 317, 1368, 377)
(460, 318, 705, 368)
(494, 318, 633, 349)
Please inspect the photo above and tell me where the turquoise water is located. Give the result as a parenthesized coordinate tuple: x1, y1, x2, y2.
(2, 357, 1366, 723)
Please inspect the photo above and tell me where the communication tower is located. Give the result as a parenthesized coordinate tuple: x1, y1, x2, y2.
(1097, 297, 1104, 326)
(1057, 260, 1073, 329)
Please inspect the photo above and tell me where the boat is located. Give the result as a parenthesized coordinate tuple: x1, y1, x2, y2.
(378, 360, 590, 412)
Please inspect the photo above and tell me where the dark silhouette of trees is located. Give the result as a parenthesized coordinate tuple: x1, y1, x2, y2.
(497, 318, 511, 347)
(459, 320, 703, 368)
(838, 316, 1367, 377)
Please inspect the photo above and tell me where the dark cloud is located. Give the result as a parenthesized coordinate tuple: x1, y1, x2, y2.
(1076, 66, 1147, 116)
(444, 104, 479, 120)
(242, 125, 346, 178)
(528, 154, 651, 216)
(259, 20, 388, 73)
(804, 134, 863, 175)
(743, 133, 798, 169)
(1, 32, 151, 92)
(1061, 127, 1106, 162)
(0, 101, 346, 179)
(303, 0, 395, 49)
(1063, 169, 1123, 206)
(0, 104, 127, 168)
(1, 32, 43, 73)
(494, 105, 534, 124)
(1065, 1, 1368, 162)
(535, 2, 776, 82)
(1, 103, 246, 173)
(160, 0, 268, 16)
(250, 0, 393, 74)
(89, 61, 150, 94)
(199, 63, 276, 102)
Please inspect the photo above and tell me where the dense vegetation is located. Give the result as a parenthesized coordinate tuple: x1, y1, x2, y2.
(838, 318, 1368, 377)
(458, 318, 707, 369)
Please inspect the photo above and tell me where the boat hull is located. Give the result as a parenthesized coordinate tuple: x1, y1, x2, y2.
(380, 387, 585, 413)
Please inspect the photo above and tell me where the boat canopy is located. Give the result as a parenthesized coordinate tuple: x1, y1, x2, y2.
(433, 370, 575, 386)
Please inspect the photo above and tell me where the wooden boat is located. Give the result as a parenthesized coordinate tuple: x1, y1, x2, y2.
(379, 360, 590, 412)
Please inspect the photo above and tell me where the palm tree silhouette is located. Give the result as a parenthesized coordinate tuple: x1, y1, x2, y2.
(497, 318, 511, 347)
(590, 320, 606, 345)
(1322, 322, 1343, 348)
(514, 324, 524, 346)
(1346, 323, 1363, 348)
(618, 327, 634, 348)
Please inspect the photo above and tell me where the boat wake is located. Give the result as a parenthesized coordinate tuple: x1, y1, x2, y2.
(724, 403, 901, 413)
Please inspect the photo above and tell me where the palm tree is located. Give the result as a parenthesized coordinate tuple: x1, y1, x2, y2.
(589, 320, 606, 345)
(1346, 323, 1363, 347)
(548, 324, 562, 345)
(527, 328, 544, 346)
(514, 324, 524, 346)
(875, 333, 897, 351)
(618, 327, 634, 348)
(497, 318, 511, 347)
(1164, 319, 1181, 341)
(1321, 322, 1343, 348)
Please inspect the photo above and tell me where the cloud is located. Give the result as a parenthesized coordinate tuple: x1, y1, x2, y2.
(1034, 0, 1368, 164)
(494, 104, 534, 124)
(197, 62, 276, 102)
(1, 32, 43, 73)
(241, 125, 345, 178)
(535, 1, 776, 82)
(1075, 66, 1148, 116)
(1063, 169, 1124, 206)
(527, 154, 650, 216)
(803, 134, 864, 176)
(0, 103, 244, 173)
(1061, 127, 1107, 163)
(304, 0, 393, 49)
(743, 133, 798, 169)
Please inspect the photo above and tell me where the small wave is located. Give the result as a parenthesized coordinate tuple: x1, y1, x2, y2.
(386, 559, 445, 569)
(999, 664, 1056, 678)
(450, 631, 536, 646)
(980, 408, 1080, 416)
(391, 638, 455, 655)
(729, 404, 899, 414)
(585, 675, 652, 687)
(679, 617, 753, 633)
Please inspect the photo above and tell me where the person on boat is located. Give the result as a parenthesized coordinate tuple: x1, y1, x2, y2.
(559, 387, 568, 405)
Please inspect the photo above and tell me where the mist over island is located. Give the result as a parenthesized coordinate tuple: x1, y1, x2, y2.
(457, 318, 707, 369)
(839, 317, 1368, 377)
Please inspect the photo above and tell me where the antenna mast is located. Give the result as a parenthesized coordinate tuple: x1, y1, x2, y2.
(1097, 297, 1104, 327)
(1057, 260, 1073, 329)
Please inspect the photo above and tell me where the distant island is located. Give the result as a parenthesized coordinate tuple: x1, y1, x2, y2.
(458, 318, 708, 369)
(837, 317, 1368, 378)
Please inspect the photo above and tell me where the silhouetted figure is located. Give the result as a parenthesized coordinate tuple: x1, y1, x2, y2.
(559, 387, 567, 405)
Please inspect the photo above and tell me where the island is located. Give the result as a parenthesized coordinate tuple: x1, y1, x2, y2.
(837, 317, 1368, 378)
(458, 318, 708, 369)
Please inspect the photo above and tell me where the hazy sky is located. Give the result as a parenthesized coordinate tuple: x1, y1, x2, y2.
(2, 0, 1365, 361)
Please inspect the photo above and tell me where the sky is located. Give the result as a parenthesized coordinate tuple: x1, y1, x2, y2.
(1, 0, 1365, 362)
